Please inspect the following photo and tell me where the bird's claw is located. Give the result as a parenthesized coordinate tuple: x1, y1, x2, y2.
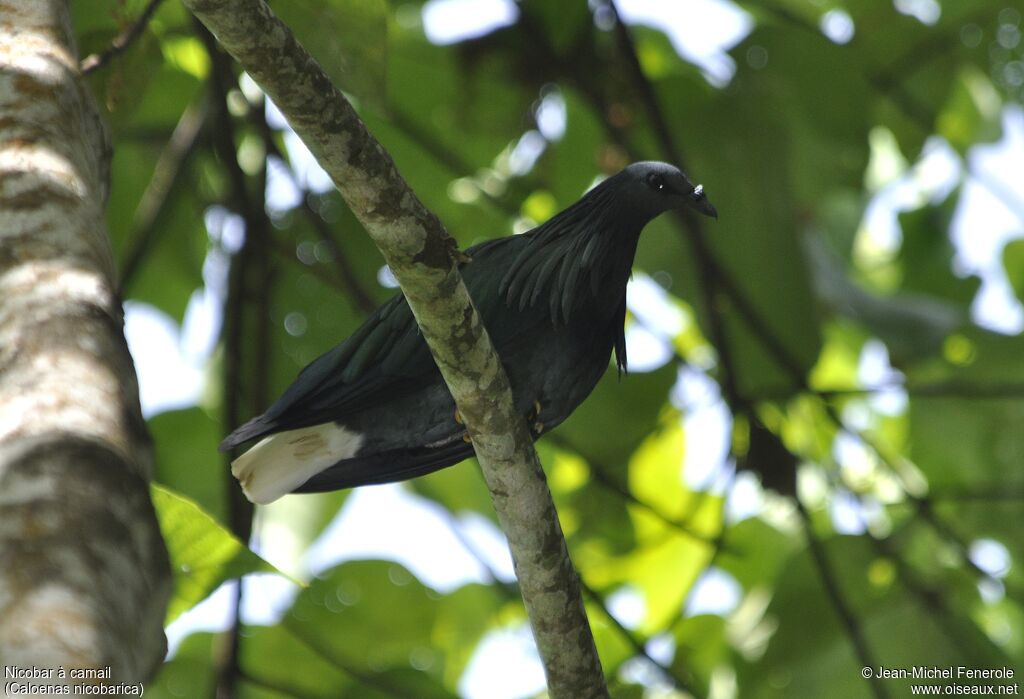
(456, 409, 472, 442)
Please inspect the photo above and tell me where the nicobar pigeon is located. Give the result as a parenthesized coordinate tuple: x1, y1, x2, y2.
(223, 161, 717, 504)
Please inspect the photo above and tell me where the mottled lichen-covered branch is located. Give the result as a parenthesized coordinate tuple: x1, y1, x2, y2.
(0, 0, 170, 683)
(181, 0, 608, 695)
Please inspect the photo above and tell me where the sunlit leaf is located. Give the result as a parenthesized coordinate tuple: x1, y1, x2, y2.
(151, 484, 292, 623)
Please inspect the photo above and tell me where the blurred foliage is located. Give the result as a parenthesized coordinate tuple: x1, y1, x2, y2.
(151, 484, 290, 624)
(71, 0, 1024, 696)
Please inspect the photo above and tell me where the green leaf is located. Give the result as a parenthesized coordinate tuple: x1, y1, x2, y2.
(906, 327, 1024, 493)
(282, 561, 502, 694)
(151, 407, 227, 523)
(628, 418, 687, 519)
(522, 1, 590, 54)
(937, 66, 1003, 154)
(412, 456, 497, 523)
(151, 484, 293, 624)
(805, 234, 965, 367)
(112, 153, 208, 322)
(717, 517, 797, 590)
(557, 363, 677, 468)
(238, 624, 359, 698)
(631, 24, 835, 397)
(671, 614, 729, 697)
(145, 632, 216, 699)
(275, 0, 389, 107)
(1002, 238, 1024, 305)
(256, 490, 349, 577)
(897, 191, 982, 309)
(740, 532, 1010, 697)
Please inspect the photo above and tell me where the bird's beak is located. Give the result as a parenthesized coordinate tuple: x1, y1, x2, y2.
(688, 184, 718, 219)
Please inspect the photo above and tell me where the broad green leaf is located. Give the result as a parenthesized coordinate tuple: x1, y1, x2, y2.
(151, 407, 227, 523)
(739, 533, 994, 698)
(282, 561, 502, 694)
(628, 418, 687, 520)
(151, 484, 292, 624)
(906, 327, 1024, 492)
(558, 363, 677, 468)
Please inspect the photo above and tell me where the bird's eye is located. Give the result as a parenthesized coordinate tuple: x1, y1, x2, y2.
(646, 174, 666, 192)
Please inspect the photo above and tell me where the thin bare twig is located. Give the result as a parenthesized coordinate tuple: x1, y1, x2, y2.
(269, 233, 354, 297)
(119, 99, 208, 292)
(929, 487, 1024, 502)
(280, 623, 425, 699)
(581, 580, 704, 698)
(796, 501, 889, 699)
(543, 432, 721, 546)
(438, 507, 515, 592)
(81, 0, 166, 74)
(254, 118, 380, 315)
(759, 380, 1024, 402)
(914, 501, 1024, 603)
(868, 526, 1013, 666)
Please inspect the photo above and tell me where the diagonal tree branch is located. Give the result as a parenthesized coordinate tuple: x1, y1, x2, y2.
(180, 0, 608, 696)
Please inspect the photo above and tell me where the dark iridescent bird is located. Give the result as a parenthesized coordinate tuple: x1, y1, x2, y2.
(223, 161, 716, 503)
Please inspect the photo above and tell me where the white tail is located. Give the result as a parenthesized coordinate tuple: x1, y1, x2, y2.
(230, 422, 364, 504)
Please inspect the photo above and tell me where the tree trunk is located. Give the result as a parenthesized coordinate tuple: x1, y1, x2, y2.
(0, 0, 171, 689)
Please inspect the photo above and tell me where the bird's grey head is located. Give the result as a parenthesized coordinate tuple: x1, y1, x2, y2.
(612, 161, 717, 221)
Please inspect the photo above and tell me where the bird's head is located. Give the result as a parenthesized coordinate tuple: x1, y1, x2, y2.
(614, 161, 717, 221)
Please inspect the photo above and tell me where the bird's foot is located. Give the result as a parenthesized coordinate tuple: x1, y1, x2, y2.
(454, 409, 473, 442)
(529, 399, 544, 435)
(452, 409, 472, 442)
